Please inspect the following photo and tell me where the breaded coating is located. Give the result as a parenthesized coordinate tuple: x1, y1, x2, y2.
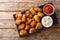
(25, 11, 30, 17)
(18, 23, 25, 30)
(15, 12, 22, 19)
(20, 30, 28, 36)
(29, 28, 36, 34)
(30, 8, 36, 15)
(28, 14, 33, 19)
(34, 7, 42, 12)
(22, 14, 26, 22)
(15, 19, 22, 25)
(26, 18, 32, 24)
(30, 21, 36, 28)
(33, 15, 40, 21)
(35, 23, 42, 29)
(25, 25, 30, 30)
(37, 12, 44, 18)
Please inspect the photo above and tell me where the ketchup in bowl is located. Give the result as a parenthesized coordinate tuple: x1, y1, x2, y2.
(43, 4, 55, 15)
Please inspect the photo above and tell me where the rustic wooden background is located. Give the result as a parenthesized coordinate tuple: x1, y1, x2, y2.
(0, 0, 60, 40)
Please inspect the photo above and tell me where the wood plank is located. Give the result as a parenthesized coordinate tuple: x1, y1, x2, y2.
(0, 2, 47, 11)
(0, 0, 37, 2)
(0, 12, 17, 19)
(0, 0, 54, 2)
(0, 19, 16, 28)
(0, 12, 16, 28)
(0, 2, 60, 11)
(55, 0, 60, 1)
(0, 27, 60, 40)
(0, 3, 19, 11)
(0, 38, 20, 40)
(0, 29, 19, 37)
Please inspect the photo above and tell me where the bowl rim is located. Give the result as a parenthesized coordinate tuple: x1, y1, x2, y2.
(41, 16, 53, 28)
(43, 4, 55, 15)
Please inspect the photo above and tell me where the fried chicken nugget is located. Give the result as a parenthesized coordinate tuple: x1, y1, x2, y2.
(33, 15, 40, 21)
(30, 8, 36, 15)
(25, 25, 30, 30)
(28, 14, 33, 19)
(15, 12, 22, 19)
(33, 15, 39, 20)
(25, 11, 30, 17)
(35, 23, 42, 29)
(20, 30, 28, 36)
(26, 18, 32, 24)
(15, 19, 22, 25)
(37, 12, 44, 18)
(22, 14, 26, 22)
(34, 7, 42, 12)
(18, 23, 25, 30)
(29, 28, 36, 34)
(30, 21, 36, 28)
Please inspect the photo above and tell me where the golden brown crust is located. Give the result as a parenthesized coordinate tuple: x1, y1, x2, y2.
(15, 12, 22, 19)
(20, 30, 28, 36)
(34, 7, 42, 12)
(15, 19, 22, 25)
(30, 21, 36, 28)
(21, 14, 26, 22)
(30, 8, 36, 15)
(18, 23, 25, 30)
(29, 28, 36, 34)
(37, 12, 44, 18)
(26, 18, 32, 24)
(25, 25, 30, 30)
(28, 14, 33, 19)
(35, 23, 42, 29)
(33, 15, 40, 21)
(25, 11, 30, 17)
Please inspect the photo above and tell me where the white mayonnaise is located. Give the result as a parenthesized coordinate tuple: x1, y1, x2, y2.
(41, 16, 53, 28)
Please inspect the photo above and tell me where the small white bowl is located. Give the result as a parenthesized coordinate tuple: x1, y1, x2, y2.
(41, 16, 53, 28)
(43, 4, 55, 15)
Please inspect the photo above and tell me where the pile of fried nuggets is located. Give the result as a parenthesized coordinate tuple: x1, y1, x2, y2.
(15, 7, 44, 36)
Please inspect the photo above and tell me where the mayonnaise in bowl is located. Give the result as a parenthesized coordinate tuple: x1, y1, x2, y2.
(41, 16, 53, 28)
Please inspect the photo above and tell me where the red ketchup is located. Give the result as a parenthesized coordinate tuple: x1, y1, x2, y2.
(44, 5, 53, 14)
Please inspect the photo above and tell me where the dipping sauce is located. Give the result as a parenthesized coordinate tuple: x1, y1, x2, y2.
(43, 4, 55, 15)
(44, 5, 53, 14)
(41, 16, 53, 28)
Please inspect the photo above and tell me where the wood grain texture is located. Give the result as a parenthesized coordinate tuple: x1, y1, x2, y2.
(0, 1, 59, 11)
(0, 29, 19, 37)
(0, 0, 60, 40)
(0, 12, 17, 19)
(0, 38, 21, 40)
(0, 0, 54, 2)
(0, 27, 60, 40)
(0, 19, 16, 28)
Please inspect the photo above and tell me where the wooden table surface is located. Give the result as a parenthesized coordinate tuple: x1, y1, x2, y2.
(0, 0, 60, 40)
